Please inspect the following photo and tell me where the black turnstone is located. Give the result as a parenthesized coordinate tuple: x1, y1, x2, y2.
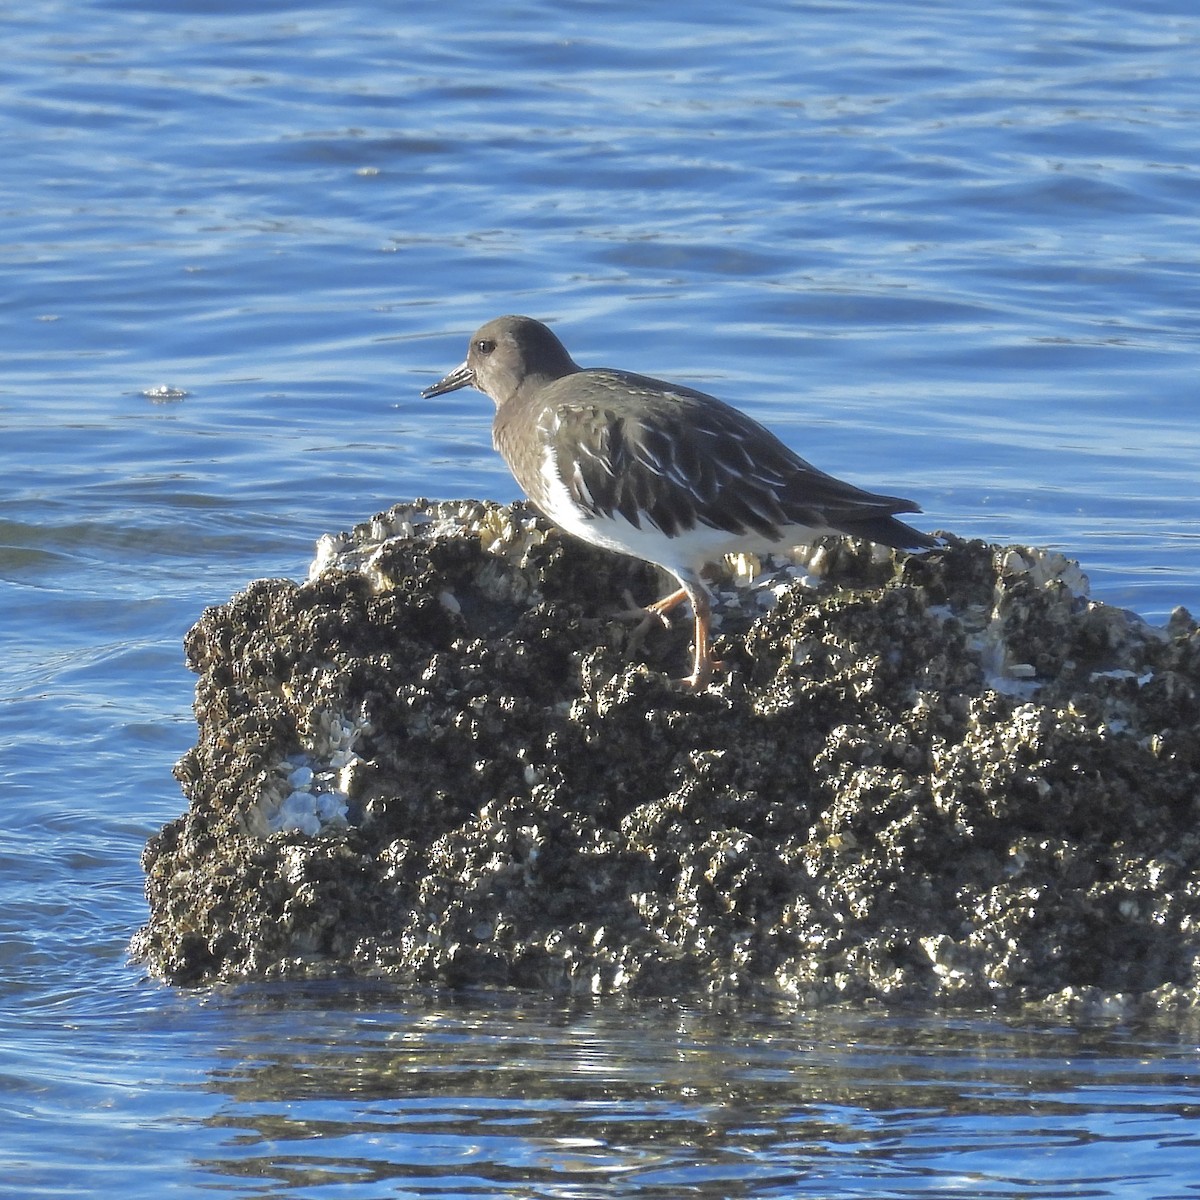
(422, 315, 935, 689)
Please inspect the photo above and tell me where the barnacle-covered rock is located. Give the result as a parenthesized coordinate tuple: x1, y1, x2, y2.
(132, 499, 1200, 1012)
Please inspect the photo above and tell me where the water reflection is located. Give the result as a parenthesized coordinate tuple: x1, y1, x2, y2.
(188, 985, 1200, 1197)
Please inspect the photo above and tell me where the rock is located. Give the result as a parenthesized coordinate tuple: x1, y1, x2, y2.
(130, 499, 1200, 1011)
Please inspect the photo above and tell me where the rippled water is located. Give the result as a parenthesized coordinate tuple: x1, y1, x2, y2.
(4, 0, 1200, 1194)
(10, 986, 1200, 1198)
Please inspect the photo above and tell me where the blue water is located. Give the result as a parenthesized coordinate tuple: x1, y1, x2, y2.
(4, 1, 1200, 1194)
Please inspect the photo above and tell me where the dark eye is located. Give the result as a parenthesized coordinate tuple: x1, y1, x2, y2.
(475, 339, 495, 355)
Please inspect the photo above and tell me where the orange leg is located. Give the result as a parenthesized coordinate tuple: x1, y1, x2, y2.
(680, 584, 721, 691)
(646, 586, 690, 622)
(617, 586, 688, 631)
(619, 580, 721, 689)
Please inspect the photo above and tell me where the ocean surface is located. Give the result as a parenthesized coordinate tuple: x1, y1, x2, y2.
(4, 0, 1200, 1195)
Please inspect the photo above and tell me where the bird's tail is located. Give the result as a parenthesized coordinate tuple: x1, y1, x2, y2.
(840, 512, 939, 551)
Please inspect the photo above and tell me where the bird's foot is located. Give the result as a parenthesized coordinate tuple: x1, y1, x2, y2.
(616, 588, 690, 655)
(677, 652, 725, 692)
(614, 587, 688, 628)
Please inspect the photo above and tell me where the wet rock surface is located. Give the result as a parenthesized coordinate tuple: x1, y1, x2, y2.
(132, 499, 1200, 1013)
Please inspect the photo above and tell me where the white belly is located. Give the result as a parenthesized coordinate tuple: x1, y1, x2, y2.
(537, 459, 829, 579)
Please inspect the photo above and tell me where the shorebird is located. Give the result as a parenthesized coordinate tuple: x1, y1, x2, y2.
(423, 315, 933, 688)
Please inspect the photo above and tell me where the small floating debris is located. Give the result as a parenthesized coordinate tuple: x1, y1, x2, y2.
(142, 385, 189, 403)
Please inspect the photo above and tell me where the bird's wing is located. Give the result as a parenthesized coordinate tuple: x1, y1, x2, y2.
(541, 371, 920, 540)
